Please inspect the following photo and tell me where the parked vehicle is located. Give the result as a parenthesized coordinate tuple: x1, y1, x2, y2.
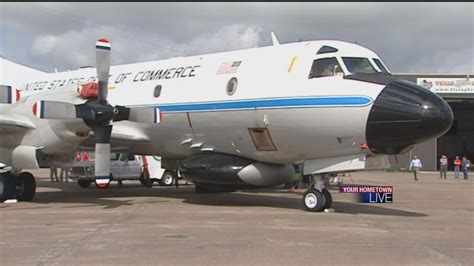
(143, 156, 176, 186)
(70, 153, 176, 188)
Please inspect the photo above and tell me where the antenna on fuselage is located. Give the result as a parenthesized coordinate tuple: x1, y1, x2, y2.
(271, 32, 280, 46)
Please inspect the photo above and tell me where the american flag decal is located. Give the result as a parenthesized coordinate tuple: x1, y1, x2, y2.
(216, 61, 241, 74)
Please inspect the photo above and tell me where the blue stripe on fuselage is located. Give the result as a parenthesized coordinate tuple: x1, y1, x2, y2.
(152, 96, 373, 113)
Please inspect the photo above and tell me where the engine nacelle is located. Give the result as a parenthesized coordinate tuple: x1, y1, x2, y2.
(178, 153, 294, 189)
(8, 146, 75, 169)
(11, 145, 42, 169)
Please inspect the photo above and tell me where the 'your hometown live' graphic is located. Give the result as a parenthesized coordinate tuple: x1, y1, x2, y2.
(340, 186, 393, 203)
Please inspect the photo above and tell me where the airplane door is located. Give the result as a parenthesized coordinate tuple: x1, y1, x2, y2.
(146, 156, 164, 179)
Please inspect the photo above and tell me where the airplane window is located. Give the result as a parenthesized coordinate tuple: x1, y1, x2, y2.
(317, 46, 339, 55)
(342, 57, 378, 74)
(226, 77, 238, 96)
(373, 58, 390, 74)
(308, 57, 343, 79)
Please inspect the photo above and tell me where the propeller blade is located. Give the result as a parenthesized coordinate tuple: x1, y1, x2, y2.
(93, 124, 112, 189)
(0, 85, 20, 104)
(33, 100, 77, 119)
(113, 106, 163, 124)
(95, 38, 111, 103)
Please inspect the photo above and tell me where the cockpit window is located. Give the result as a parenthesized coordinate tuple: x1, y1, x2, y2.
(308, 57, 344, 79)
(317, 45, 338, 55)
(342, 57, 378, 74)
(372, 58, 390, 73)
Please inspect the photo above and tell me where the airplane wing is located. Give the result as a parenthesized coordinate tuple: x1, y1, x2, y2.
(75, 122, 152, 151)
(111, 122, 151, 142)
(0, 114, 35, 133)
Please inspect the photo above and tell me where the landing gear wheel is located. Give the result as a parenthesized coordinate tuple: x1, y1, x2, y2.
(160, 171, 175, 187)
(78, 179, 92, 188)
(0, 172, 16, 201)
(303, 188, 325, 212)
(322, 188, 332, 209)
(139, 172, 153, 188)
(16, 172, 36, 201)
(0, 175, 6, 201)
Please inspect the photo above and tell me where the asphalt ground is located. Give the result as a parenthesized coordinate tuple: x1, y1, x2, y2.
(0, 170, 473, 265)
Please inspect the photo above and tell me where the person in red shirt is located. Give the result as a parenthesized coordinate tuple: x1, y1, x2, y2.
(76, 152, 82, 162)
(81, 152, 90, 162)
(454, 156, 462, 179)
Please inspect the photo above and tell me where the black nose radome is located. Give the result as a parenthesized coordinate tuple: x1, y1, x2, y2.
(366, 80, 453, 154)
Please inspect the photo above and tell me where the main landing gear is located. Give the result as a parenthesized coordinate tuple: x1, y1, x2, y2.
(302, 175, 332, 212)
(0, 171, 36, 202)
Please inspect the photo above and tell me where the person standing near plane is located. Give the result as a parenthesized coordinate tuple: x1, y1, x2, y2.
(59, 167, 70, 183)
(409, 156, 422, 181)
(49, 166, 59, 182)
(81, 151, 90, 162)
(454, 156, 462, 179)
(439, 155, 448, 179)
(461, 157, 470, 180)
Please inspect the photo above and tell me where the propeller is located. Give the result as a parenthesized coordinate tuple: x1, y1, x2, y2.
(0, 85, 20, 104)
(90, 39, 113, 188)
(33, 38, 162, 189)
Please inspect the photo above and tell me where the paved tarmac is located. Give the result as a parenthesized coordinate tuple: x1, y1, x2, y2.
(0, 170, 473, 265)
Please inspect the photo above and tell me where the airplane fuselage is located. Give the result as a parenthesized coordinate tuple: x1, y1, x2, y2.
(1, 40, 452, 169)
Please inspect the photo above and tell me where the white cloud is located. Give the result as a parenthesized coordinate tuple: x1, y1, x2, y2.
(27, 23, 263, 71)
(1, 2, 472, 73)
(190, 24, 263, 53)
(31, 35, 59, 55)
(137, 24, 263, 62)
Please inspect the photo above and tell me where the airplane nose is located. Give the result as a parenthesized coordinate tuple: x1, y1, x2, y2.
(366, 79, 453, 154)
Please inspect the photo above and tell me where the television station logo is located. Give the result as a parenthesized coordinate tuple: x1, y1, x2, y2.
(340, 185, 393, 203)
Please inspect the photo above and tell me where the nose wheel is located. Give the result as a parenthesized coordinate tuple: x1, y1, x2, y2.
(302, 175, 333, 212)
(303, 188, 325, 211)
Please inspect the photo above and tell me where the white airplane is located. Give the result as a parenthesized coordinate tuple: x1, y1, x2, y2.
(0, 34, 453, 211)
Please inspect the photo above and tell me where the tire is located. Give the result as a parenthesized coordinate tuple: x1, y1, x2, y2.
(139, 172, 153, 188)
(16, 172, 36, 201)
(78, 179, 92, 188)
(159, 171, 175, 186)
(322, 188, 332, 209)
(0, 175, 5, 202)
(303, 188, 325, 212)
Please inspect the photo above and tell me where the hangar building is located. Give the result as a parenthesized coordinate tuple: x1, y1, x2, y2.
(389, 73, 474, 171)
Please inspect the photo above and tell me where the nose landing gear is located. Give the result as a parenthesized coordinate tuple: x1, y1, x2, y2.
(302, 175, 333, 212)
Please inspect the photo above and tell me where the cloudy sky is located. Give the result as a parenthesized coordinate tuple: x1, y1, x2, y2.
(1, 2, 473, 74)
